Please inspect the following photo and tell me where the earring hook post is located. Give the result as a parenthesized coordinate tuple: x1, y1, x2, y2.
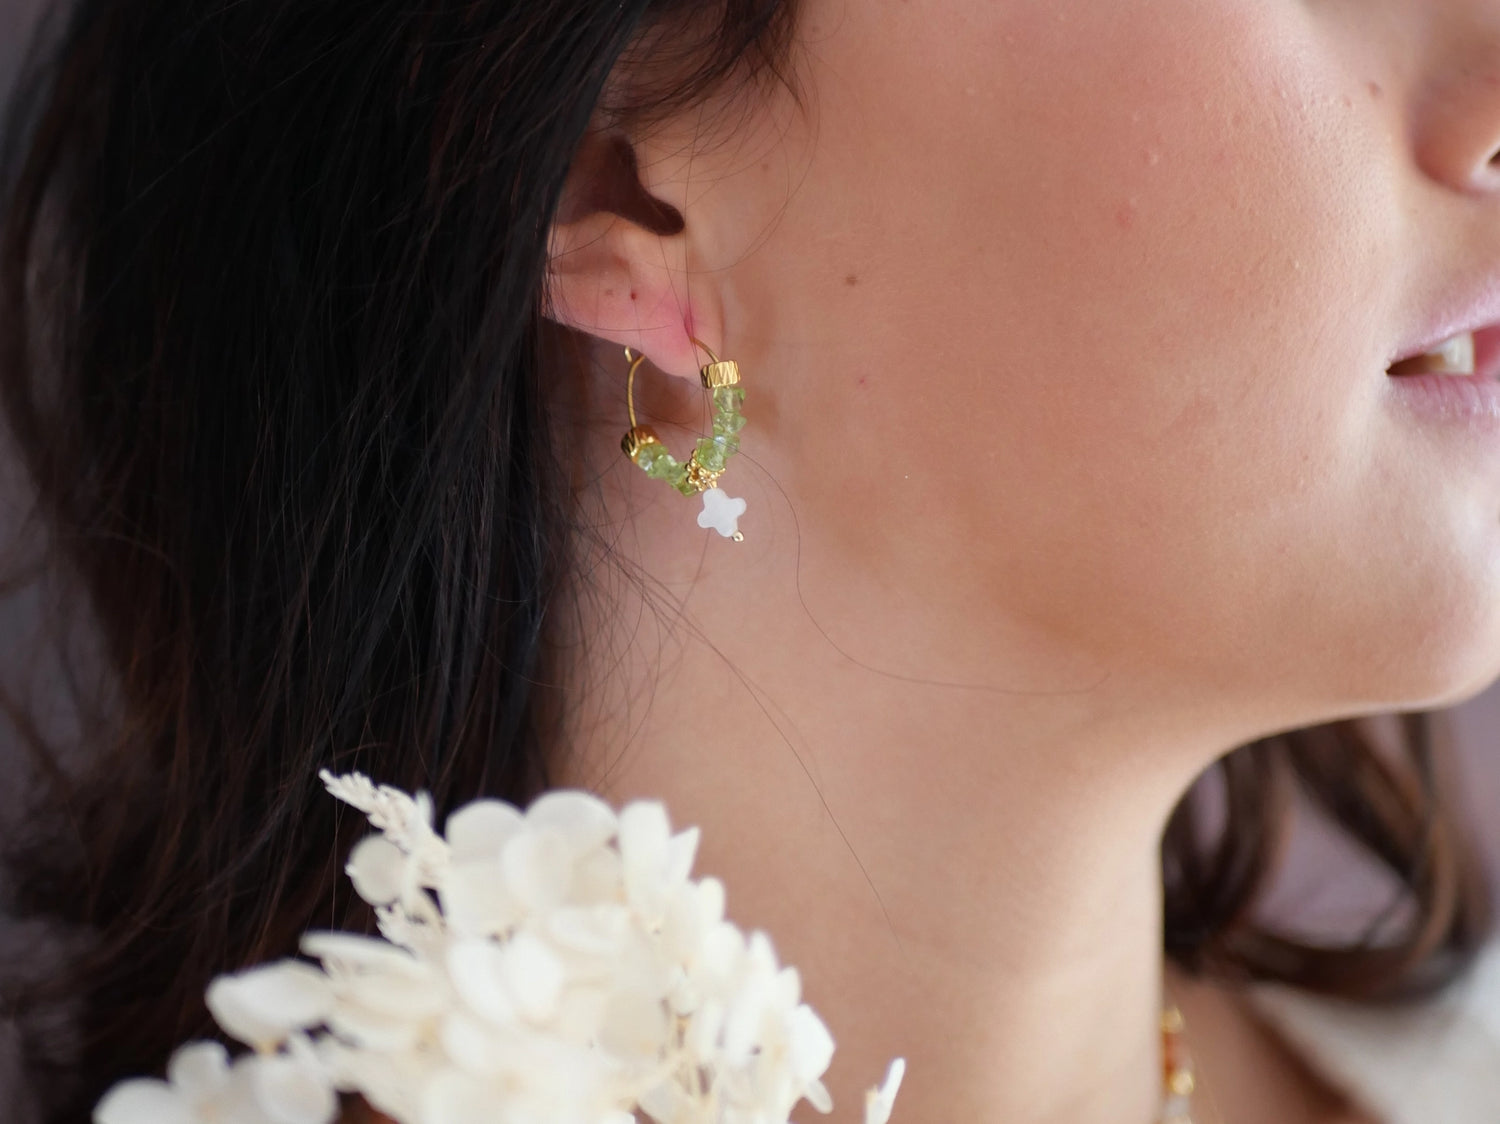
(624, 347, 645, 430)
(624, 337, 721, 430)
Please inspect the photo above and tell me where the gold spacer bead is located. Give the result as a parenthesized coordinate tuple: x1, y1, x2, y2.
(1161, 1007, 1185, 1035)
(621, 426, 662, 459)
(700, 360, 740, 388)
(683, 457, 721, 492)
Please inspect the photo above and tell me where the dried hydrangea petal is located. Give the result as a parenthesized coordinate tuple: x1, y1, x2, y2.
(247, 1054, 337, 1124)
(865, 1058, 907, 1124)
(498, 930, 566, 1023)
(787, 1005, 835, 1083)
(619, 801, 672, 916)
(599, 985, 671, 1063)
(300, 932, 429, 980)
(502, 826, 574, 916)
(445, 799, 525, 863)
(446, 939, 520, 1027)
(346, 835, 407, 907)
(206, 962, 335, 1050)
(442, 856, 522, 936)
(547, 904, 630, 958)
(524, 790, 619, 856)
(165, 1041, 231, 1100)
(94, 1080, 196, 1124)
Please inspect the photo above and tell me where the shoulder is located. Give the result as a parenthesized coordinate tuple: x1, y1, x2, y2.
(1247, 943, 1500, 1124)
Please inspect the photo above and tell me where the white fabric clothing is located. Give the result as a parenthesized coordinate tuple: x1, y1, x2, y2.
(1249, 943, 1500, 1124)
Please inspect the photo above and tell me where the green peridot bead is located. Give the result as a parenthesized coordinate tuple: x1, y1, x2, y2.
(637, 445, 682, 485)
(713, 411, 747, 436)
(713, 386, 746, 412)
(695, 437, 728, 474)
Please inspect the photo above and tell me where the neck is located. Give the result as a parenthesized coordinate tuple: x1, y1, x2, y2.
(555, 470, 1236, 1124)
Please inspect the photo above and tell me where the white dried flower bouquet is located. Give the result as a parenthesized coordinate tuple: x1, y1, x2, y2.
(94, 772, 905, 1124)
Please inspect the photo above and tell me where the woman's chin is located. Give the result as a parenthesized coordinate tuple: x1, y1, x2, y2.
(1336, 610, 1500, 717)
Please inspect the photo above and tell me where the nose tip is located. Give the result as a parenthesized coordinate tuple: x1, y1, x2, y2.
(1414, 44, 1500, 195)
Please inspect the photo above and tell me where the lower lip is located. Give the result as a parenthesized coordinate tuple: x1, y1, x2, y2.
(1386, 372, 1500, 425)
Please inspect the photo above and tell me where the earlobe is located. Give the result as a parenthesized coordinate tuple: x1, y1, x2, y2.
(542, 130, 721, 383)
(544, 211, 708, 381)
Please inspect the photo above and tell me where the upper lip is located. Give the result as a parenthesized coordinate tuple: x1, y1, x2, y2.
(1389, 275, 1500, 371)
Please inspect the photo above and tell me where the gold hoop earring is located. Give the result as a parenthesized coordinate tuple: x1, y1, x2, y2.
(620, 336, 747, 542)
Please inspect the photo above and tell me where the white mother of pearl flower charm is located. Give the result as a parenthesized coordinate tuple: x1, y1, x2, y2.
(698, 487, 747, 541)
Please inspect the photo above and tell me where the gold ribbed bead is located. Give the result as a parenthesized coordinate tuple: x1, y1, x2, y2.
(700, 360, 740, 388)
(621, 426, 661, 459)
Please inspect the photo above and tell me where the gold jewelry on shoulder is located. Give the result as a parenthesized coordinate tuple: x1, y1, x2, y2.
(1161, 1004, 1197, 1123)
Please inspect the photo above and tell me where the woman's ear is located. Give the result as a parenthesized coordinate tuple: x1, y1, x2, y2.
(544, 130, 722, 382)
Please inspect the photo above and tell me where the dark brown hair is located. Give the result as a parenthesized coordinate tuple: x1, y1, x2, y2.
(0, 1, 1489, 1120)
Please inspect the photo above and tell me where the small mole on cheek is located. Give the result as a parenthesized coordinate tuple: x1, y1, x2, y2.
(629, 291, 637, 300)
(857, 376, 868, 388)
(845, 274, 859, 286)
(1367, 80, 1384, 100)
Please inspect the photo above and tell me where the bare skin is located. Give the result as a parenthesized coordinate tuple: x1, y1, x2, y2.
(537, 2, 1500, 1122)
